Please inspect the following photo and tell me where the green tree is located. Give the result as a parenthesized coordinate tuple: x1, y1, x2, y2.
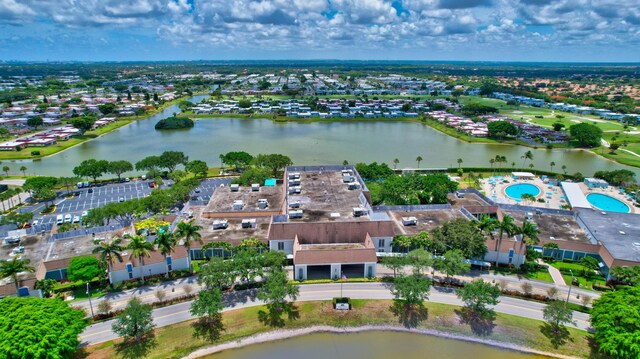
(135, 155, 163, 172)
(415, 155, 423, 168)
(0, 257, 34, 292)
(27, 116, 44, 129)
(176, 219, 203, 273)
(579, 256, 600, 278)
(159, 151, 189, 172)
(253, 153, 293, 177)
(257, 262, 299, 327)
(487, 121, 518, 137)
(238, 99, 252, 108)
(392, 273, 432, 304)
(393, 158, 400, 169)
(34, 278, 57, 297)
(67, 256, 102, 283)
(126, 234, 155, 284)
(552, 122, 565, 131)
(434, 249, 471, 282)
(516, 219, 540, 264)
(73, 159, 109, 183)
(609, 143, 620, 154)
(108, 160, 133, 181)
(407, 248, 433, 275)
(430, 218, 487, 259)
(520, 150, 533, 168)
(494, 214, 516, 264)
(610, 265, 640, 286)
(549, 161, 556, 172)
(98, 103, 116, 115)
(154, 232, 176, 277)
(382, 255, 408, 278)
(219, 151, 253, 171)
(0, 297, 86, 358)
(70, 116, 96, 134)
(191, 287, 225, 341)
(457, 158, 463, 168)
(569, 122, 603, 147)
(185, 159, 209, 178)
(542, 301, 576, 348)
(457, 280, 500, 316)
(92, 238, 123, 285)
(112, 297, 155, 342)
(19, 165, 27, 176)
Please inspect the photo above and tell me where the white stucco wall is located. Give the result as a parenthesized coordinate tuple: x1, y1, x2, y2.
(110, 257, 190, 283)
(269, 240, 294, 255)
(372, 236, 393, 253)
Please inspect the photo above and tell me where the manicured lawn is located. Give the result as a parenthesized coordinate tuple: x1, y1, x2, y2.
(549, 261, 607, 290)
(492, 265, 554, 283)
(76, 299, 592, 359)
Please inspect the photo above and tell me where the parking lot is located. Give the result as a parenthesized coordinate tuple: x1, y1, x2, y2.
(20, 177, 233, 226)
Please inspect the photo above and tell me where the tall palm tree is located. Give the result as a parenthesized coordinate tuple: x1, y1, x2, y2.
(154, 232, 176, 277)
(521, 150, 533, 168)
(175, 219, 203, 272)
(561, 165, 567, 174)
(516, 219, 540, 266)
(415, 156, 423, 168)
(495, 215, 516, 264)
(126, 234, 154, 284)
(0, 257, 34, 292)
(19, 166, 27, 176)
(393, 158, 400, 169)
(476, 214, 496, 243)
(549, 161, 556, 173)
(92, 237, 124, 284)
(457, 158, 463, 169)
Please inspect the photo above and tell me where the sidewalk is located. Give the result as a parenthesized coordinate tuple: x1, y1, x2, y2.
(74, 264, 599, 316)
(536, 259, 566, 285)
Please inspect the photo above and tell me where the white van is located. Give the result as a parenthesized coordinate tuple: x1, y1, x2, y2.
(64, 214, 72, 223)
(56, 215, 64, 225)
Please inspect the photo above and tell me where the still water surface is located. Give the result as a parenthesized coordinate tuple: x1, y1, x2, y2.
(10, 95, 638, 177)
(204, 331, 549, 359)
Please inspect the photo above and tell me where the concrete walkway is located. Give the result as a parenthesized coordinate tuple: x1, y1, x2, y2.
(536, 259, 566, 285)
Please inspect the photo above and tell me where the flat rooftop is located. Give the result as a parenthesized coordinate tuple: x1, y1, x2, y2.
(388, 209, 465, 236)
(0, 233, 49, 286)
(47, 228, 132, 261)
(505, 209, 590, 244)
(448, 193, 491, 208)
(190, 206, 269, 246)
(287, 171, 368, 222)
(577, 208, 640, 263)
(204, 184, 284, 214)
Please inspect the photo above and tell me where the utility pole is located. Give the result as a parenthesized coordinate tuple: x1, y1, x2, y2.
(86, 282, 94, 318)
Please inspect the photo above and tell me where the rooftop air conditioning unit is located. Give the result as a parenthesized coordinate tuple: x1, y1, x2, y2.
(212, 220, 228, 230)
(289, 210, 303, 219)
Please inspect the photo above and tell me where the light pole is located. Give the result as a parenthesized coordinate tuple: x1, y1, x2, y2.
(565, 269, 574, 303)
(86, 282, 94, 318)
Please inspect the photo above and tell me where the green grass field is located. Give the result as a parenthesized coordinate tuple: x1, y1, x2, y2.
(77, 299, 593, 359)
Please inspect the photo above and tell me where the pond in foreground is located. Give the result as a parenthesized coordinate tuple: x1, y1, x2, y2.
(204, 331, 549, 359)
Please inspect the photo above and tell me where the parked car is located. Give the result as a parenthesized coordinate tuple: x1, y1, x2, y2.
(149, 182, 155, 188)
(56, 215, 64, 225)
(4, 236, 20, 245)
(81, 211, 88, 217)
(87, 188, 94, 194)
(125, 177, 130, 182)
(72, 216, 80, 223)
(64, 214, 72, 223)
(119, 196, 125, 202)
(12, 246, 24, 254)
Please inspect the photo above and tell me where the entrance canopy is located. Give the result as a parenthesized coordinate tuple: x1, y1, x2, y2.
(512, 172, 535, 178)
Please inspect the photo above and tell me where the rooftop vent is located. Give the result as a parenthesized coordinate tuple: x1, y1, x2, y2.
(619, 231, 626, 235)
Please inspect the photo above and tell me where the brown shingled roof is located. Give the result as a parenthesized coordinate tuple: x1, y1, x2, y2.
(292, 231, 378, 265)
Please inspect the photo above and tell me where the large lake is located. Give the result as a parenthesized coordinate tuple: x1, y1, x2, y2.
(9, 95, 639, 177)
(204, 331, 548, 359)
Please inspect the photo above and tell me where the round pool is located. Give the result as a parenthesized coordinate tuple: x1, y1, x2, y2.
(505, 183, 541, 199)
(586, 193, 630, 213)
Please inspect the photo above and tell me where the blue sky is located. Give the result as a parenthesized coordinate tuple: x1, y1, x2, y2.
(0, 0, 638, 62)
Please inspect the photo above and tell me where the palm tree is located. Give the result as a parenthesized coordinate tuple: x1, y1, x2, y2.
(92, 238, 124, 284)
(476, 214, 496, 243)
(457, 158, 463, 169)
(15, 187, 22, 205)
(495, 215, 516, 265)
(393, 158, 400, 169)
(0, 257, 34, 292)
(392, 234, 412, 253)
(2, 166, 9, 176)
(154, 232, 176, 277)
(561, 165, 567, 174)
(516, 219, 540, 266)
(415, 156, 423, 168)
(19, 166, 27, 176)
(489, 158, 495, 176)
(521, 150, 533, 168)
(126, 234, 154, 284)
(175, 219, 203, 273)
(549, 161, 556, 173)
(499, 156, 507, 172)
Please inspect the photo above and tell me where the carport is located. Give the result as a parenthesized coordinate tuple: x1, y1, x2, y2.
(304, 265, 331, 280)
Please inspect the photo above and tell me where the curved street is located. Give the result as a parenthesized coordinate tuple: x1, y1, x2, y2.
(79, 282, 591, 347)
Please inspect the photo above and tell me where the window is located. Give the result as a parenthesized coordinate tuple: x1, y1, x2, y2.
(378, 239, 385, 248)
(278, 242, 284, 251)
(126, 263, 133, 273)
(508, 249, 514, 258)
(298, 268, 303, 280)
(128, 272, 133, 279)
(166, 256, 172, 265)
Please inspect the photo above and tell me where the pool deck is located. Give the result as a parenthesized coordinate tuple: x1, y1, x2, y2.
(481, 176, 567, 210)
(481, 176, 636, 214)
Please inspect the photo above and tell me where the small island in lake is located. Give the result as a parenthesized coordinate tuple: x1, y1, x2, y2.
(155, 115, 194, 130)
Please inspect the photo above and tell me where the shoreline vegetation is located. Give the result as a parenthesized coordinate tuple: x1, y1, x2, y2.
(79, 299, 591, 359)
(0, 95, 193, 161)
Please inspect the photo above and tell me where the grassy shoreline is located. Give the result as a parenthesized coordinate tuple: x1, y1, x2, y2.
(0, 95, 193, 161)
(77, 299, 592, 359)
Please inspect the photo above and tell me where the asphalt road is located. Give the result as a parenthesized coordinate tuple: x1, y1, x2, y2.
(79, 282, 591, 346)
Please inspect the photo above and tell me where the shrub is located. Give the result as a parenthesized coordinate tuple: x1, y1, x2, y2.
(31, 151, 41, 156)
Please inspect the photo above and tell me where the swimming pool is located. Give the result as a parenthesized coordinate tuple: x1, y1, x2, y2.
(586, 193, 630, 213)
(505, 183, 541, 199)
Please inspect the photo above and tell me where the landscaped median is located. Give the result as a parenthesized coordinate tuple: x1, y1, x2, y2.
(77, 299, 591, 359)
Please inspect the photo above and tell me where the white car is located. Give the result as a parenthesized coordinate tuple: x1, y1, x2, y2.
(72, 216, 80, 224)
(63, 214, 72, 223)
(81, 211, 88, 217)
